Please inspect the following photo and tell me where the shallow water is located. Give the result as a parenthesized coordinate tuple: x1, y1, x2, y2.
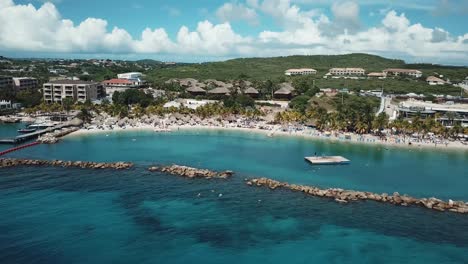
(1, 128, 468, 263)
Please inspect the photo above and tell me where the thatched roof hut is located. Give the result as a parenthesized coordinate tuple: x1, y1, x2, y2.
(208, 87, 230, 95)
(244, 87, 260, 98)
(186, 86, 206, 95)
(274, 83, 295, 99)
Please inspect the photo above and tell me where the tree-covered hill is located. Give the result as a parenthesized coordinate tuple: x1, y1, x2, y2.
(145, 53, 468, 83)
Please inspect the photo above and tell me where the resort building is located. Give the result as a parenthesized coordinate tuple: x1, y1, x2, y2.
(367, 72, 387, 79)
(0, 100, 12, 110)
(102, 72, 146, 97)
(163, 99, 212, 110)
(274, 83, 295, 99)
(383, 69, 422, 78)
(398, 100, 468, 127)
(0, 76, 14, 91)
(244, 87, 260, 98)
(186, 86, 207, 96)
(13, 77, 38, 91)
(208, 87, 231, 96)
(117, 72, 146, 84)
(49, 76, 80, 82)
(426, 76, 446, 85)
(329, 68, 366, 76)
(285, 68, 317, 76)
(462, 77, 468, 86)
(43, 80, 104, 104)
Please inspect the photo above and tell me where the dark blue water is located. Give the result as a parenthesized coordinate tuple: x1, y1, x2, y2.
(1, 128, 468, 263)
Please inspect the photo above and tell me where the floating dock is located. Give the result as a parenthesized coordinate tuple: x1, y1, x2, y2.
(304, 156, 350, 165)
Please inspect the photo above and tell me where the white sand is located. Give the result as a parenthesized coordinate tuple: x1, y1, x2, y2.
(66, 120, 468, 151)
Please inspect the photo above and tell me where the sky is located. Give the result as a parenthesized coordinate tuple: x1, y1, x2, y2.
(1, 0, 468, 65)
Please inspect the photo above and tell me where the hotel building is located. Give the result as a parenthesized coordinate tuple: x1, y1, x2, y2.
(43, 80, 104, 104)
(285, 68, 317, 76)
(329, 68, 366, 76)
(383, 69, 423, 78)
(13, 77, 38, 91)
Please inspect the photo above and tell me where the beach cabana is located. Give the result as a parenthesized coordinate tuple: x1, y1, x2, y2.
(186, 86, 206, 96)
(274, 83, 295, 99)
(244, 87, 260, 98)
(274, 87, 292, 99)
(208, 87, 231, 96)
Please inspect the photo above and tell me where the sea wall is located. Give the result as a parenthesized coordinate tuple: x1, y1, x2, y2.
(246, 178, 468, 214)
(149, 165, 234, 179)
(0, 158, 133, 170)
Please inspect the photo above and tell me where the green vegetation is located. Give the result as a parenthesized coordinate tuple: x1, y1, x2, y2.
(146, 53, 406, 81)
(144, 53, 467, 96)
(112, 89, 154, 107)
(146, 53, 467, 83)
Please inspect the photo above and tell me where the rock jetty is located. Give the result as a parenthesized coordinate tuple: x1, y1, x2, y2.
(148, 165, 234, 179)
(246, 178, 468, 214)
(0, 158, 133, 170)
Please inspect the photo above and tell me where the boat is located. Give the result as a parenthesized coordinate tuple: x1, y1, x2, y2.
(17, 128, 37, 134)
(154, 128, 172, 132)
(304, 156, 350, 165)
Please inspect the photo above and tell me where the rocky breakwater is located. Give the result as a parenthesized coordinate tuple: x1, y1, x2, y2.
(148, 165, 234, 179)
(0, 158, 133, 170)
(246, 178, 468, 214)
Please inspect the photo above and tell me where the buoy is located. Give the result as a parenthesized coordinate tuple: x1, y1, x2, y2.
(218, 193, 223, 197)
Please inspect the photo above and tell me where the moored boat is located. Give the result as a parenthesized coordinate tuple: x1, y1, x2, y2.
(17, 128, 37, 134)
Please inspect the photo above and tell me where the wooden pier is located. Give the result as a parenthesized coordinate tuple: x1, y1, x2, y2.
(0, 122, 77, 145)
(304, 156, 350, 165)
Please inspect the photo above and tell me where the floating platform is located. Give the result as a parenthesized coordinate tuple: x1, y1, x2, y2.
(304, 156, 350, 165)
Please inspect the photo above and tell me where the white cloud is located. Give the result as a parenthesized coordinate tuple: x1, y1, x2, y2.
(216, 2, 259, 25)
(0, 0, 467, 64)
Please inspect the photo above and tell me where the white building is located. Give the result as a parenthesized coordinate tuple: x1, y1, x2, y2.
(0, 100, 12, 109)
(463, 77, 468, 86)
(13, 77, 38, 91)
(117, 72, 145, 84)
(43, 80, 104, 104)
(163, 99, 212, 110)
(329, 68, 366, 76)
(285, 68, 317, 76)
(426, 76, 446, 85)
(383, 69, 422, 78)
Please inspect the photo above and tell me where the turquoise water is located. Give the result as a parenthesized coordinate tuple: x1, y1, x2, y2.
(1, 128, 468, 263)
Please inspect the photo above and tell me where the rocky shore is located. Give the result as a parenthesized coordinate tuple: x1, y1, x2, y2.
(148, 165, 234, 179)
(246, 178, 468, 214)
(0, 158, 133, 170)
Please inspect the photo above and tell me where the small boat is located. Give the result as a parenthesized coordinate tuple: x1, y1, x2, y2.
(154, 128, 172, 132)
(17, 128, 37, 134)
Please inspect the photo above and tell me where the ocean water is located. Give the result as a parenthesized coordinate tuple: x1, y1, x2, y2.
(1, 127, 468, 263)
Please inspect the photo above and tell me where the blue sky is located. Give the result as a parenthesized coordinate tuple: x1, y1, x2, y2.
(2, 0, 468, 64)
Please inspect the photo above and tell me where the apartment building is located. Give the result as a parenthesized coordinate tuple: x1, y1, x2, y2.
(285, 68, 317, 76)
(13, 77, 38, 91)
(43, 80, 103, 104)
(0, 76, 14, 91)
(329, 68, 366, 76)
(383, 69, 422, 78)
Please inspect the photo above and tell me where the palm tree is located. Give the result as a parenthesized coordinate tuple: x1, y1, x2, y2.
(77, 108, 92, 124)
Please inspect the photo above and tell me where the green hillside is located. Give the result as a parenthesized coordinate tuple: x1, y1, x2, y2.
(145, 53, 468, 84)
(146, 53, 406, 81)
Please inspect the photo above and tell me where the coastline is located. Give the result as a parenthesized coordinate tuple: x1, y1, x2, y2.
(66, 123, 468, 151)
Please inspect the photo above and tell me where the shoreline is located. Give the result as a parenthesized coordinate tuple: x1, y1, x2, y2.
(66, 123, 468, 151)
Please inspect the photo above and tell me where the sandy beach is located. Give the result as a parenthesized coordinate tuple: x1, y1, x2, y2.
(66, 116, 468, 151)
